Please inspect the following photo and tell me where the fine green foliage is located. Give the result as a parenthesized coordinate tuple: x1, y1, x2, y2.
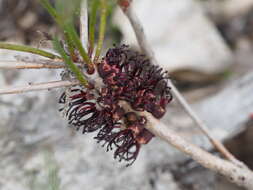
(53, 37, 89, 87)
(0, 42, 61, 59)
(94, 0, 108, 62)
(55, 0, 82, 24)
(40, 0, 81, 26)
(64, 24, 93, 68)
(40, 0, 60, 22)
(88, 0, 100, 54)
(39, 0, 77, 60)
(0, 0, 110, 88)
(40, 0, 94, 85)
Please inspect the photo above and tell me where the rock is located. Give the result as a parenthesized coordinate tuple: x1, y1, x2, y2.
(203, 0, 253, 21)
(0, 50, 181, 190)
(1, 53, 250, 189)
(162, 72, 253, 152)
(0, 50, 251, 189)
(113, 0, 232, 73)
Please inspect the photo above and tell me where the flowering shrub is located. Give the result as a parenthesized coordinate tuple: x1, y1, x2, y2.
(60, 45, 172, 165)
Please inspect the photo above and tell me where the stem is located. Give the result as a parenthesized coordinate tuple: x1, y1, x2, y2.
(40, 0, 93, 70)
(117, 1, 253, 188)
(40, 0, 59, 21)
(64, 32, 77, 61)
(80, 0, 89, 51)
(39, 0, 76, 60)
(118, 0, 238, 164)
(94, 0, 108, 62)
(89, 0, 100, 55)
(0, 61, 64, 69)
(145, 113, 253, 189)
(0, 42, 61, 59)
(65, 24, 94, 73)
(170, 84, 240, 164)
(53, 38, 89, 88)
(0, 80, 79, 95)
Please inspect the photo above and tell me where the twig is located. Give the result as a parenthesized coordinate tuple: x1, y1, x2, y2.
(0, 80, 79, 95)
(79, 0, 105, 88)
(80, 0, 89, 52)
(0, 61, 64, 69)
(118, 0, 237, 164)
(169, 84, 240, 163)
(118, 0, 253, 189)
(145, 113, 253, 189)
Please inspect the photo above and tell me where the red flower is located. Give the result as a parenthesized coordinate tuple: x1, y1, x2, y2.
(59, 45, 172, 165)
(98, 45, 172, 118)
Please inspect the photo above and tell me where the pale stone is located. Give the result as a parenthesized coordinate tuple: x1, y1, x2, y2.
(113, 0, 232, 73)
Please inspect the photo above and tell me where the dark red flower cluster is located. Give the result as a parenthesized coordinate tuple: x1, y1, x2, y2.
(98, 45, 172, 118)
(59, 45, 172, 166)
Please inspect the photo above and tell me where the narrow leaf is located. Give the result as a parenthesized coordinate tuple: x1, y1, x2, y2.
(53, 38, 89, 87)
(94, 0, 108, 62)
(0, 42, 61, 59)
(65, 24, 94, 73)
(89, 0, 100, 54)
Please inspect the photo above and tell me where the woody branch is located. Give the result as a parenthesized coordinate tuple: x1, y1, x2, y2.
(117, 0, 253, 189)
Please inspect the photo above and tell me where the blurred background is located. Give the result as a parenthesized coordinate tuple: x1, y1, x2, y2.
(0, 0, 253, 189)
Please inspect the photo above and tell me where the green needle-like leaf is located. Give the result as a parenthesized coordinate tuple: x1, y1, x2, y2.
(40, 0, 92, 69)
(53, 38, 89, 88)
(94, 0, 108, 62)
(40, 0, 76, 59)
(0, 42, 61, 59)
(89, 0, 100, 54)
(55, 0, 81, 24)
(39, 0, 61, 24)
(65, 24, 94, 72)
